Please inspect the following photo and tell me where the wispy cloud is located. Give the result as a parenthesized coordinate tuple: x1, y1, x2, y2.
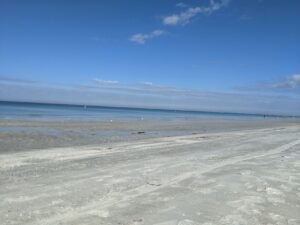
(236, 74, 300, 94)
(129, 30, 166, 44)
(163, 0, 231, 26)
(2, 76, 300, 116)
(0, 76, 36, 84)
(176, 2, 188, 8)
(3, 81, 300, 116)
(268, 74, 300, 90)
(94, 79, 119, 85)
(140, 81, 153, 86)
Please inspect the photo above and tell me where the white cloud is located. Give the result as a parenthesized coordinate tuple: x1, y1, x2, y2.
(163, 0, 231, 26)
(94, 79, 119, 85)
(235, 74, 300, 95)
(270, 74, 300, 89)
(129, 30, 166, 44)
(176, 2, 188, 8)
(141, 81, 153, 86)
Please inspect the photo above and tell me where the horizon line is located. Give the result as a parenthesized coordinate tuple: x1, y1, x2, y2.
(1, 100, 299, 119)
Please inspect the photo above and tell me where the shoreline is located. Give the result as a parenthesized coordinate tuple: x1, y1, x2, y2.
(1, 118, 299, 153)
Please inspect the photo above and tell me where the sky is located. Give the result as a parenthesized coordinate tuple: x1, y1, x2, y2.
(0, 0, 300, 115)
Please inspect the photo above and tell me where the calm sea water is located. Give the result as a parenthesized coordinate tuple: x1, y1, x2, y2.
(0, 101, 279, 121)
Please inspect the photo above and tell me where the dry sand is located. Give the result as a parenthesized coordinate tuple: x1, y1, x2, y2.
(0, 125, 300, 225)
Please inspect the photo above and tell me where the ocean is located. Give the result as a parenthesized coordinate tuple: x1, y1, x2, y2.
(0, 101, 281, 121)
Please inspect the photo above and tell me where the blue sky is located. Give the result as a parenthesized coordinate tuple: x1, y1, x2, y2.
(0, 0, 300, 115)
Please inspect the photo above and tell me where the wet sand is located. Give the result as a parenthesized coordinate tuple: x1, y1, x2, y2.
(0, 118, 299, 153)
(0, 121, 300, 225)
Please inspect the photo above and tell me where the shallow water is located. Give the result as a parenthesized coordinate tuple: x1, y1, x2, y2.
(0, 101, 276, 121)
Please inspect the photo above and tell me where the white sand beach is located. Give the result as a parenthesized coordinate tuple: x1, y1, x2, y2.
(1, 0, 300, 224)
(1, 125, 300, 225)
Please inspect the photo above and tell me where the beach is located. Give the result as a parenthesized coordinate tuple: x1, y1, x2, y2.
(1, 0, 299, 223)
(1, 119, 300, 225)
